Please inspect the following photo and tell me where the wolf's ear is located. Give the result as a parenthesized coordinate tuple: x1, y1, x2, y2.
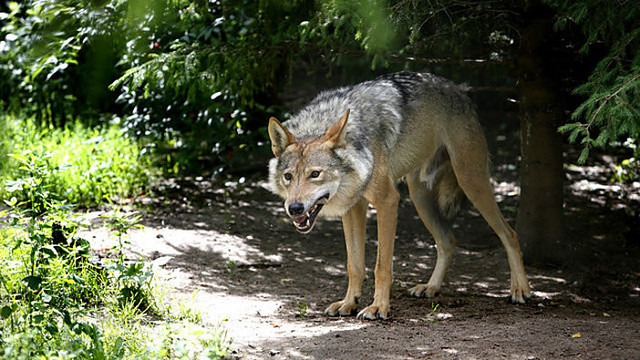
(322, 109, 349, 149)
(268, 117, 296, 156)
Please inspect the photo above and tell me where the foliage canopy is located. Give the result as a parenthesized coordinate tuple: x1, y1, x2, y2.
(1, 0, 639, 173)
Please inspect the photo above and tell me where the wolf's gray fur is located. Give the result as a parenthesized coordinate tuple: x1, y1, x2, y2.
(267, 71, 530, 319)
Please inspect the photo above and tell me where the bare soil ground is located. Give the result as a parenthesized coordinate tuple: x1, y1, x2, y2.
(84, 154, 640, 360)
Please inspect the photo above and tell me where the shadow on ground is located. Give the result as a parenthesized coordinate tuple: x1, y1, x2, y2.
(83, 154, 640, 359)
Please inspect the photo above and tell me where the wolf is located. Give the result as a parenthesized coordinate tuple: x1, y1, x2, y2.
(267, 71, 531, 320)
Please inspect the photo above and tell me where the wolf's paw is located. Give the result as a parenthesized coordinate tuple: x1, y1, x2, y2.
(509, 286, 532, 304)
(356, 303, 390, 320)
(408, 284, 439, 298)
(324, 299, 358, 317)
(508, 276, 532, 304)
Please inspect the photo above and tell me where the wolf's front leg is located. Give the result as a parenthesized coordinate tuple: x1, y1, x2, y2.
(325, 199, 368, 316)
(357, 180, 399, 320)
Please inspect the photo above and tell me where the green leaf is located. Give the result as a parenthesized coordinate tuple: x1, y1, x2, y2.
(4, 180, 24, 193)
(578, 147, 590, 164)
(568, 128, 582, 144)
(22, 275, 43, 291)
(1, 305, 15, 319)
(7, 153, 28, 165)
(3, 196, 18, 207)
(558, 122, 578, 134)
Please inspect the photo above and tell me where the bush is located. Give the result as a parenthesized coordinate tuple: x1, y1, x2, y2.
(1, 0, 300, 175)
(0, 0, 125, 126)
(0, 149, 231, 358)
(0, 151, 124, 358)
(109, 0, 306, 175)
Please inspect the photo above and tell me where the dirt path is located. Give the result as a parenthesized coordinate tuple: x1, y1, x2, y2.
(84, 173, 640, 359)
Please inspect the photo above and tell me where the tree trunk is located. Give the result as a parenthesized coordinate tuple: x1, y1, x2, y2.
(515, 1, 566, 266)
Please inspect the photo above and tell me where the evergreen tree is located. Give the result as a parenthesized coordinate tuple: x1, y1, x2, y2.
(549, 0, 640, 163)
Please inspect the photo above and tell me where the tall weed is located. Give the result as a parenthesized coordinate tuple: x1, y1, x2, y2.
(0, 151, 120, 358)
(0, 116, 155, 207)
(0, 140, 231, 358)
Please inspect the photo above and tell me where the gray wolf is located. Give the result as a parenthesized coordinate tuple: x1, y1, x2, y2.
(267, 71, 531, 320)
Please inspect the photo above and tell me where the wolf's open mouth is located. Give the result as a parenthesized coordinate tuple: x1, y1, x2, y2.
(293, 194, 329, 234)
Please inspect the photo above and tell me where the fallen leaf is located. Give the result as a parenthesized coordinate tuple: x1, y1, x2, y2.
(571, 332, 582, 338)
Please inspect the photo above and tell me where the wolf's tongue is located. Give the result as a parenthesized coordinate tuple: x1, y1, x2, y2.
(294, 215, 308, 225)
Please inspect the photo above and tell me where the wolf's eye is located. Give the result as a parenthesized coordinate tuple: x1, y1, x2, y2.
(309, 170, 321, 178)
(283, 173, 293, 181)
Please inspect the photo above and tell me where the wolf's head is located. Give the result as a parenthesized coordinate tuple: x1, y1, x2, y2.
(267, 110, 350, 234)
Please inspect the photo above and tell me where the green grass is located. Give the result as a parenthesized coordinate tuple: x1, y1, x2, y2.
(0, 117, 231, 359)
(0, 116, 155, 207)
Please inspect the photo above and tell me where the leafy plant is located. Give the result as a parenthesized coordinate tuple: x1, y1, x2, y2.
(226, 260, 238, 278)
(612, 138, 640, 182)
(109, 0, 310, 175)
(98, 206, 157, 312)
(197, 326, 233, 360)
(0, 150, 115, 358)
(428, 302, 441, 323)
(4, 150, 60, 216)
(143, 324, 232, 360)
(107, 261, 155, 312)
(101, 207, 143, 262)
(295, 296, 309, 318)
(0, 144, 228, 358)
(171, 291, 203, 323)
(418, 302, 441, 324)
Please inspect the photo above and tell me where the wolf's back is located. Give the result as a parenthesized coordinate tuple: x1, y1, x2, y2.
(286, 72, 472, 147)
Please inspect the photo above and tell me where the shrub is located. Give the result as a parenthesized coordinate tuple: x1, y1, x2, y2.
(0, 149, 231, 358)
(0, 150, 121, 358)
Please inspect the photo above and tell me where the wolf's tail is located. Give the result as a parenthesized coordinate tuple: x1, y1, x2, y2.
(419, 146, 467, 220)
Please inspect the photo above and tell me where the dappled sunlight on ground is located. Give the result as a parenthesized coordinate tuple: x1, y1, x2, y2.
(78, 157, 640, 358)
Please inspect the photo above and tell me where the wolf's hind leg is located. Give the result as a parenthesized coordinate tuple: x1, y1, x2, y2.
(325, 198, 368, 317)
(406, 171, 457, 298)
(449, 140, 531, 303)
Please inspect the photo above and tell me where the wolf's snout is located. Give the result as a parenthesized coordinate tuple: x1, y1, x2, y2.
(288, 202, 305, 216)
